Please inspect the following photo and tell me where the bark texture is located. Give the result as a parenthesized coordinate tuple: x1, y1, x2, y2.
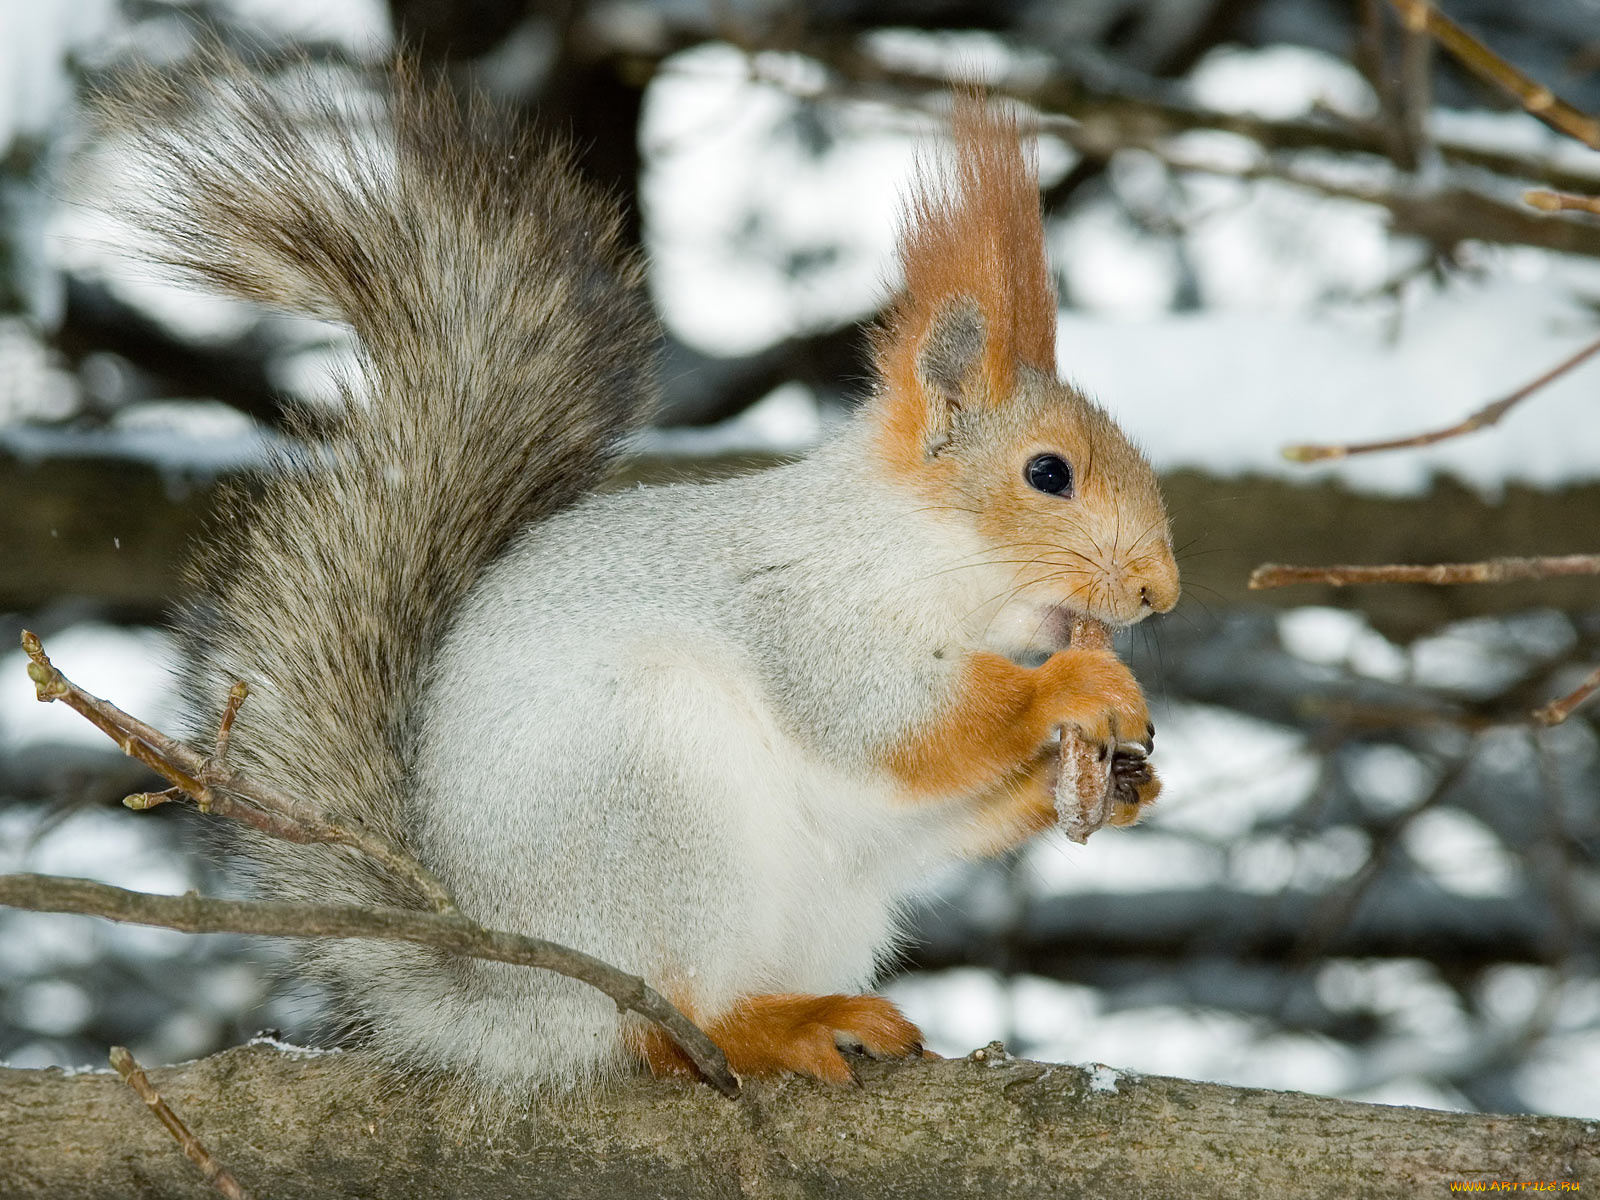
(1, 1043, 1593, 1198)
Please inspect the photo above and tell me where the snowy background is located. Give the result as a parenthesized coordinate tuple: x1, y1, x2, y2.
(2, 0, 1598, 1119)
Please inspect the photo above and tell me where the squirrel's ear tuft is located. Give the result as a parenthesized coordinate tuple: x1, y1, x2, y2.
(873, 94, 1056, 453)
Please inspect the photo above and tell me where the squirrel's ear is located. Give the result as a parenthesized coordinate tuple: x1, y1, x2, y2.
(872, 96, 1057, 463)
(916, 298, 987, 450)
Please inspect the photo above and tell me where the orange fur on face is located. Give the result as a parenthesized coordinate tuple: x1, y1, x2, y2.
(631, 992, 924, 1084)
(872, 95, 1057, 474)
(864, 97, 1179, 625)
(959, 378, 1180, 625)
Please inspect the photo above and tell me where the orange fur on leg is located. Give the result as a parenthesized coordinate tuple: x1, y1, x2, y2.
(964, 748, 1060, 857)
(883, 647, 1149, 802)
(632, 993, 924, 1085)
(959, 740, 1162, 858)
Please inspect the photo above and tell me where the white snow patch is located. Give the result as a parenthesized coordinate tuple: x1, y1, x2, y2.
(14, 980, 93, 1036)
(642, 42, 919, 355)
(1187, 44, 1377, 121)
(1344, 744, 1434, 815)
(217, 0, 392, 55)
(0, 420, 274, 476)
(1141, 703, 1318, 840)
(1277, 608, 1406, 680)
(246, 1033, 338, 1058)
(1022, 828, 1220, 895)
(0, 320, 78, 424)
(0, 0, 119, 152)
(1402, 809, 1522, 898)
(1086, 1063, 1121, 1093)
(638, 382, 831, 457)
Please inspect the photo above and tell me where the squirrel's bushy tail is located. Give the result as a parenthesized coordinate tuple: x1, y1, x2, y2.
(98, 57, 653, 921)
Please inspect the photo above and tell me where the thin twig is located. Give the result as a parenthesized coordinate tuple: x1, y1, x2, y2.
(109, 1045, 255, 1200)
(1249, 554, 1600, 590)
(1386, 0, 1600, 149)
(1282, 332, 1600, 461)
(6, 875, 741, 1098)
(211, 681, 248, 766)
(1526, 188, 1600, 217)
(21, 631, 456, 915)
(124, 787, 182, 812)
(1533, 663, 1600, 726)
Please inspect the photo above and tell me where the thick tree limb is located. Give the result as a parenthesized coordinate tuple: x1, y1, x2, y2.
(909, 881, 1569, 977)
(0, 1042, 1592, 1198)
(12, 443, 1600, 639)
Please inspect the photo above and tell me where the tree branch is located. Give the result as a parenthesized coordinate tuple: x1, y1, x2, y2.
(736, 46, 1600, 260)
(1249, 554, 1600, 589)
(1533, 663, 1600, 727)
(1386, 0, 1600, 149)
(109, 1047, 254, 1200)
(1527, 189, 1600, 217)
(0, 1043, 1591, 1198)
(22, 630, 457, 915)
(753, 31, 1600, 196)
(1248, 558, 1600, 726)
(1282, 333, 1600, 461)
(0, 873, 739, 1098)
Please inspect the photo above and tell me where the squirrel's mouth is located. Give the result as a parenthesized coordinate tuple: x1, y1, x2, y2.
(1030, 604, 1076, 652)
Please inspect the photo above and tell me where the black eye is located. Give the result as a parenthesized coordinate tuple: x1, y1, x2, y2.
(1025, 454, 1074, 497)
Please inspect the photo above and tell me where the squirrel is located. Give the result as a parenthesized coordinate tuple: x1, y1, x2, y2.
(99, 56, 1179, 1094)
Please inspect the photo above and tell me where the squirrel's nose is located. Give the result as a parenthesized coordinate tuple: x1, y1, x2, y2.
(1138, 575, 1180, 615)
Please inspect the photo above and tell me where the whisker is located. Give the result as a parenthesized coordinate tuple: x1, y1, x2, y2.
(1127, 514, 1170, 556)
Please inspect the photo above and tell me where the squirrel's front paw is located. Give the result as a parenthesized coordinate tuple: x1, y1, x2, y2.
(1039, 646, 1151, 756)
(1108, 748, 1162, 826)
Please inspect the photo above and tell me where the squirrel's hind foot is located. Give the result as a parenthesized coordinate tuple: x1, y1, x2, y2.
(634, 992, 924, 1085)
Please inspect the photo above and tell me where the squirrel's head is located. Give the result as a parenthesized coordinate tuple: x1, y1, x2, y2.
(868, 96, 1179, 636)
